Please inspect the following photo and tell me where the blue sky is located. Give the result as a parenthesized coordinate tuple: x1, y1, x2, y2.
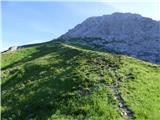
(1, 1, 160, 51)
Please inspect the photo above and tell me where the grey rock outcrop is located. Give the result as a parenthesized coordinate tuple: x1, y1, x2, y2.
(8, 46, 17, 51)
(60, 12, 160, 64)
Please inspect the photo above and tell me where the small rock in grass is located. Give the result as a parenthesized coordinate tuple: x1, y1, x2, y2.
(119, 103, 123, 108)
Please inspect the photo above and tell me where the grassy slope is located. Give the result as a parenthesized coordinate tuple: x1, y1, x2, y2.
(118, 57, 160, 120)
(1, 41, 160, 120)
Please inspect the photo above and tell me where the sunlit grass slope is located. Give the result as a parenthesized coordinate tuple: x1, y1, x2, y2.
(1, 41, 160, 120)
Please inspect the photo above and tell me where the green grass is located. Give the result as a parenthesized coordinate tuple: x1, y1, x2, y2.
(118, 57, 160, 120)
(1, 41, 160, 120)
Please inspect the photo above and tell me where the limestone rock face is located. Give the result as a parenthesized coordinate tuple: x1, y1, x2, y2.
(60, 12, 160, 64)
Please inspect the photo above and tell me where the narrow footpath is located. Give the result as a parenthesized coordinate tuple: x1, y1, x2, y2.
(110, 67, 136, 120)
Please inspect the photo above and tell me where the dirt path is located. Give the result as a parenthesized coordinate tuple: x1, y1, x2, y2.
(109, 83, 135, 119)
(110, 68, 136, 119)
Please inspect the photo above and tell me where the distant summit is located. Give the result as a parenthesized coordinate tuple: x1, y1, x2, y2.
(60, 12, 160, 64)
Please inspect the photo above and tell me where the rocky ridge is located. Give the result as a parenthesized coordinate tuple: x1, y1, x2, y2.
(60, 12, 160, 64)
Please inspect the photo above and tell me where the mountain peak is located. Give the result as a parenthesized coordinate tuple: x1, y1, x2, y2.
(111, 12, 141, 16)
(60, 12, 160, 64)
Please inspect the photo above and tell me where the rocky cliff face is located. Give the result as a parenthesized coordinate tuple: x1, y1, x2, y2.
(60, 12, 160, 64)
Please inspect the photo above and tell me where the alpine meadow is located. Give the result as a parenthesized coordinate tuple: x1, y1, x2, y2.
(1, 3, 160, 120)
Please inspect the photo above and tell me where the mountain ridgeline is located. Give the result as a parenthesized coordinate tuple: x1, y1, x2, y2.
(60, 12, 160, 64)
